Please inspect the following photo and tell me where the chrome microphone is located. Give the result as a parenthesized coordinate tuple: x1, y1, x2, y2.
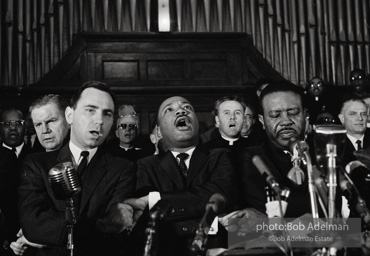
(252, 155, 282, 194)
(289, 140, 310, 157)
(48, 162, 81, 200)
(190, 193, 226, 255)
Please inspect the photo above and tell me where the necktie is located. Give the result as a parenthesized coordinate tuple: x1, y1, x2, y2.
(356, 140, 362, 150)
(12, 147, 17, 157)
(177, 153, 189, 179)
(77, 151, 89, 177)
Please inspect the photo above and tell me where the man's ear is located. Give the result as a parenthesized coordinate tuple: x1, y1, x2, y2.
(258, 114, 265, 130)
(157, 126, 163, 138)
(215, 116, 220, 128)
(338, 113, 345, 125)
(150, 134, 156, 144)
(65, 107, 74, 125)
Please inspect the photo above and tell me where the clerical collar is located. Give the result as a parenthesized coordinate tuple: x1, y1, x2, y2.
(69, 141, 97, 165)
(220, 135, 239, 145)
(119, 145, 133, 151)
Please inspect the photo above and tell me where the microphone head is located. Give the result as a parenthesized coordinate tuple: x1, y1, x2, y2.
(289, 139, 309, 156)
(48, 162, 81, 200)
(206, 193, 226, 215)
(149, 200, 173, 221)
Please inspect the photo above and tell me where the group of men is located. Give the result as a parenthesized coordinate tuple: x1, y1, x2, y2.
(1, 79, 370, 256)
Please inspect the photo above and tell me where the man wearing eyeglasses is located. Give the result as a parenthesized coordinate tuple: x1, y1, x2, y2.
(0, 108, 27, 159)
(108, 107, 154, 162)
(109, 113, 141, 161)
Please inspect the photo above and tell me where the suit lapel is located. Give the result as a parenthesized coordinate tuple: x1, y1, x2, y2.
(159, 151, 185, 189)
(56, 144, 73, 164)
(80, 148, 107, 213)
(186, 147, 207, 186)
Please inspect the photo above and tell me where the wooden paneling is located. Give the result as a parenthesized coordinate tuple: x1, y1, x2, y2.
(2, 33, 283, 134)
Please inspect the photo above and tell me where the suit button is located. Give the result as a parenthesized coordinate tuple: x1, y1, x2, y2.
(182, 227, 188, 232)
(171, 209, 175, 213)
(179, 208, 185, 212)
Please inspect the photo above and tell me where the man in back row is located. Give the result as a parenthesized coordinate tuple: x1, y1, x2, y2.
(17, 81, 136, 256)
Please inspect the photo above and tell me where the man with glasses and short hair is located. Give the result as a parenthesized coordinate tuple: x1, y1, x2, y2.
(0, 108, 27, 158)
(109, 113, 145, 162)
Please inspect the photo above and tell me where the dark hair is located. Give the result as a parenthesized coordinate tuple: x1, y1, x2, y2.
(70, 81, 116, 109)
(0, 108, 24, 121)
(244, 100, 256, 119)
(212, 95, 247, 116)
(259, 80, 305, 115)
(255, 78, 273, 90)
(29, 94, 68, 115)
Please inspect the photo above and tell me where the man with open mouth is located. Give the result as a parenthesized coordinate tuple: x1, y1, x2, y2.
(203, 96, 261, 152)
(128, 96, 236, 256)
(17, 81, 136, 256)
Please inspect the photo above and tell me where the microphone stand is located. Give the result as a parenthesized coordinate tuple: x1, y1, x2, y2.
(65, 198, 78, 256)
(326, 144, 337, 219)
(143, 219, 157, 256)
(303, 151, 319, 219)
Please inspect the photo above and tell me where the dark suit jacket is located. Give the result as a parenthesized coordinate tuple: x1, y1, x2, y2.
(135, 145, 236, 256)
(18, 144, 136, 256)
(341, 131, 370, 168)
(237, 142, 315, 218)
(0, 147, 18, 255)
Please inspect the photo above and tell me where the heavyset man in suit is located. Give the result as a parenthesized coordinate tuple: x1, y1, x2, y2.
(29, 94, 70, 152)
(17, 81, 136, 256)
(237, 81, 314, 218)
(132, 96, 235, 256)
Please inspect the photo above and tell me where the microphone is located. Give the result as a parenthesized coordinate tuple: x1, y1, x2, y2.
(252, 155, 282, 194)
(48, 162, 81, 200)
(315, 176, 328, 209)
(190, 194, 226, 255)
(289, 140, 310, 157)
(148, 200, 173, 221)
(340, 180, 370, 227)
(144, 200, 173, 256)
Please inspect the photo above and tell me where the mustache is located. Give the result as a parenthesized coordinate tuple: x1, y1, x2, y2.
(276, 126, 297, 134)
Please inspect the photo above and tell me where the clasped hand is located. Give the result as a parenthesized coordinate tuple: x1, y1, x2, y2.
(96, 195, 149, 234)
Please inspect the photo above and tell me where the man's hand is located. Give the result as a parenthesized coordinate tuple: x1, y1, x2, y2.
(124, 195, 149, 222)
(96, 203, 134, 234)
(219, 208, 267, 235)
(10, 229, 46, 255)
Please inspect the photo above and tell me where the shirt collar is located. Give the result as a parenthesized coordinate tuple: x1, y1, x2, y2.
(347, 134, 364, 148)
(69, 141, 98, 165)
(3, 143, 24, 158)
(171, 147, 196, 168)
